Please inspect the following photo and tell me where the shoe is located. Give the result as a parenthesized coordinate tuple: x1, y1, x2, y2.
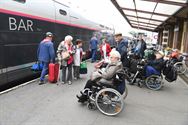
(78, 99, 86, 103)
(38, 80, 45, 85)
(76, 95, 87, 103)
(68, 81, 72, 85)
(76, 94, 81, 99)
(62, 81, 65, 84)
(74, 77, 77, 80)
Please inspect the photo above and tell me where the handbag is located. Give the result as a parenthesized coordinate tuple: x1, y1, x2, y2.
(80, 61, 87, 74)
(31, 62, 43, 71)
(61, 51, 70, 60)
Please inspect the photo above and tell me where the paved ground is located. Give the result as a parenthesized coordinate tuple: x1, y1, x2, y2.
(0, 61, 188, 125)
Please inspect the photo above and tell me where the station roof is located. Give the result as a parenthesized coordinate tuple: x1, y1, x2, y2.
(111, 0, 188, 32)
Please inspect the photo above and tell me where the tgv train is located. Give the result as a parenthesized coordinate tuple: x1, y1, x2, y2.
(0, 0, 112, 87)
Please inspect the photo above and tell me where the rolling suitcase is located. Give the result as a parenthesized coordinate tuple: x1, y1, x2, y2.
(48, 63, 60, 83)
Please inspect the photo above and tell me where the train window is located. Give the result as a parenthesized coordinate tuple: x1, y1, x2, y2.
(13, 0, 26, 3)
(59, 9, 67, 16)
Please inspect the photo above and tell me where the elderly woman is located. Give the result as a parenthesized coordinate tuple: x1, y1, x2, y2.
(77, 50, 123, 103)
(57, 35, 75, 85)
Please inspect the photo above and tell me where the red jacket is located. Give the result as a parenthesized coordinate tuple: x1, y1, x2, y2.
(100, 43, 111, 57)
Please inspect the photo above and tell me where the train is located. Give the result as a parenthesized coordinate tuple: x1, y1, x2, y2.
(0, 0, 113, 87)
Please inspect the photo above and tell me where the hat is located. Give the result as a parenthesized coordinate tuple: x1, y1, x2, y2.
(114, 33, 122, 36)
(110, 50, 121, 59)
(46, 32, 53, 37)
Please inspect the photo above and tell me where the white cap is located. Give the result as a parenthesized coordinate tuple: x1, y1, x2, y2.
(110, 50, 121, 59)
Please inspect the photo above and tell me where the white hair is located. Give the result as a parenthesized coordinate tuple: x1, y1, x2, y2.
(109, 50, 121, 59)
(64, 35, 73, 41)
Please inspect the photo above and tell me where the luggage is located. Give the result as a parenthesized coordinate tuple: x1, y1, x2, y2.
(31, 62, 43, 71)
(80, 61, 87, 74)
(61, 51, 70, 60)
(163, 64, 177, 82)
(48, 63, 60, 83)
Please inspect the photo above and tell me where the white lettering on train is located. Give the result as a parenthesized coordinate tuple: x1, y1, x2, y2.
(9, 17, 33, 31)
(9, 17, 17, 30)
(27, 20, 33, 31)
(18, 19, 27, 31)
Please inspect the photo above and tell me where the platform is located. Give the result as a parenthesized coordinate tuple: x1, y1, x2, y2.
(0, 61, 188, 125)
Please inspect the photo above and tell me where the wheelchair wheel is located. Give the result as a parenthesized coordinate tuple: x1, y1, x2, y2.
(95, 88, 124, 116)
(145, 75, 163, 91)
(174, 62, 187, 74)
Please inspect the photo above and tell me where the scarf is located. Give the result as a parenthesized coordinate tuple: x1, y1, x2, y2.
(67, 45, 73, 65)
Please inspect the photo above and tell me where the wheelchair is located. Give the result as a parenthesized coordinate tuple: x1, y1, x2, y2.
(78, 69, 128, 116)
(125, 59, 163, 91)
(171, 55, 187, 74)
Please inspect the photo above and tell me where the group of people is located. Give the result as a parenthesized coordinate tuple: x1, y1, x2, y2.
(37, 32, 85, 85)
(37, 31, 172, 103)
(56, 35, 84, 85)
(37, 31, 148, 92)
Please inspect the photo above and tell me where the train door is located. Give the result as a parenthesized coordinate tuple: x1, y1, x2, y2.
(54, 1, 70, 47)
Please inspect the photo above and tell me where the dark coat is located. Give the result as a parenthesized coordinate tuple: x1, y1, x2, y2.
(147, 58, 164, 72)
(140, 40, 147, 57)
(116, 39, 128, 62)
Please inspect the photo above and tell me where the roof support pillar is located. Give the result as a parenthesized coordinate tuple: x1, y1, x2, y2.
(168, 25, 175, 48)
(173, 19, 184, 50)
(182, 16, 188, 53)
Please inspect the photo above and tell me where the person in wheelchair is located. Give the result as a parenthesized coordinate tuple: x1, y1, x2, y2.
(145, 51, 165, 77)
(77, 50, 124, 103)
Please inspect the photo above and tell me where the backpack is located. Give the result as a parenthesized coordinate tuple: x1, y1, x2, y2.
(163, 64, 177, 82)
(129, 59, 139, 73)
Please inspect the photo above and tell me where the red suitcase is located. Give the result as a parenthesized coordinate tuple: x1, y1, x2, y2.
(48, 63, 60, 83)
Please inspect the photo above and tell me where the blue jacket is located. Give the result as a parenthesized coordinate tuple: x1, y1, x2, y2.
(37, 39, 55, 63)
(90, 37, 98, 50)
(116, 39, 128, 58)
(134, 39, 146, 57)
